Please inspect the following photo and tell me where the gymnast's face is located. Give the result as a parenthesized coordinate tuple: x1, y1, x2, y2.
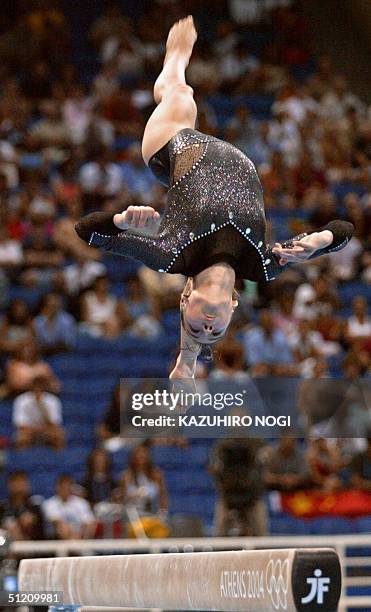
(181, 289, 236, 344)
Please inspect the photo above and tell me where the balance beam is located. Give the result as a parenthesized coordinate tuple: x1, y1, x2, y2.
(18, 548, 341, 611)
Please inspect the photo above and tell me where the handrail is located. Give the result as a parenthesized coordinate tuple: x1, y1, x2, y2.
(10, 533, 371, 555)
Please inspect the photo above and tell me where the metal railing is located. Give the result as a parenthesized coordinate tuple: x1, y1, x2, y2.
(11, 534, 371, 611)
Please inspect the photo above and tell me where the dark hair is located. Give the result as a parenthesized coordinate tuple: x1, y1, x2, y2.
(6, 299, 30, 325)
(7, 470, 28, 482)
(86, 448, 112, 478)
(128, 445, 155, 480)
(57, 474, 74, 485)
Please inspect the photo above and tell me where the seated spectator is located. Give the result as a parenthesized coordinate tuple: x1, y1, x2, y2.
(12, 376, 65, 449)
(61, 255, 107, 296)
(272, 292, 298, 340)
(243, 309, 296, 376)
(330, 233, 362, 281)
(97, 383, 121, 446)
(33, 293, 76, 354)
(210, 438, 267, 536)
(263, 437, 310, 492)
(62, 84, 92, 145)
(5, 341, 61, 397)
(79, 148, 124, 212)
(293, 275, 341, 321)
(306, 438, 342, 492)
(125, 275, 155, 319)
(345, 296, 371, 345)
(138, 267, 185, 313)
(30, 100, 70, 148)
(289, 319, 324, 361)
(120, 143, 157, 203)
(53, 197, 102, 261)
(350, 438, 371, 491)
(81, 448, 116, 506)
(0, 471, 45, 540)
(80, 274, 130, 338)
(120, 445, 168, 516)
(0, 226, 23, 272)
(42, 474, 96, 539)
(125, 274, 163, 339)
(82, 105, 115, 148)
(21, 223, 64, 288)
(0, 299, 35, 355)
(209, 338, 249, 381)
(297, 358, 336, 429)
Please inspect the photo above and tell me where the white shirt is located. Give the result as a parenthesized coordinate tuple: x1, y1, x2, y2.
(13, 392, 62, 427)
(63, 261, 107, 295)
(79, 162, 123, 195)
(84, 292, 117, 324)
(348, 315, 371, 338)
(0, 240, 23, 265)
(42, 495, 94, 528)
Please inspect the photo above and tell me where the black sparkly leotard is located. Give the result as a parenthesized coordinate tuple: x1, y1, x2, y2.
(75, 128, 354, 281)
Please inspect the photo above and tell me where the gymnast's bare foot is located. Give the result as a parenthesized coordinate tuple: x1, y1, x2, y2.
(164, 15, 197, 67)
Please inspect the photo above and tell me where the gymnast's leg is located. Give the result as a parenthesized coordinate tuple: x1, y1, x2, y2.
(141, 15, 198, 165)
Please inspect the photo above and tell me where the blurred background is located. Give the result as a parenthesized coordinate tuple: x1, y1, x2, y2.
(0, 1, 370, 597)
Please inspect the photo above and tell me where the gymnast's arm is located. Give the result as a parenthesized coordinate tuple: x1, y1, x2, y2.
(267, 220, 354, 274)
(75, 207, 174, 272)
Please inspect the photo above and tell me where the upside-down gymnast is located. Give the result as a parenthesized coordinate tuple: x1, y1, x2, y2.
(76, 16, 354, 380)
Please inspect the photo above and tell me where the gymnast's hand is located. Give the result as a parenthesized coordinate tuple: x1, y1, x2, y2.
(113, 206, 160, 230)
(272, 230, 333, 265)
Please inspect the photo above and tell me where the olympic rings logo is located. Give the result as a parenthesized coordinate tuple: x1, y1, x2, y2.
(265, 557, 290, 610)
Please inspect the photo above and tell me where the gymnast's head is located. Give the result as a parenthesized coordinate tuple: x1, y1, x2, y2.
(180, 276, 238, 346)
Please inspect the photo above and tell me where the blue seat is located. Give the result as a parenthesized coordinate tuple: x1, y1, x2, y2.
(356, 516, 371, 532)
(6, 447, 62, 472)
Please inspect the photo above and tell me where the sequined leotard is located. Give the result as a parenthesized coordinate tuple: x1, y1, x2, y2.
(76, 128, 353, 281)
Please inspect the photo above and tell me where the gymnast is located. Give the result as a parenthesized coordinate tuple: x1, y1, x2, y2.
(76, 16, 354, 379)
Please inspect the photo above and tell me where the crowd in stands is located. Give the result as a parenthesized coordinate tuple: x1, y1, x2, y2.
(1, 435, 371, 539)
(0, 0, 370, 539)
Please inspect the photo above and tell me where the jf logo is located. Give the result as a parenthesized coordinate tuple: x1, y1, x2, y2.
(301, 569, 331, 605)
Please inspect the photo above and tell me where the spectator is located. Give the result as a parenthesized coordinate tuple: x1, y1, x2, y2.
(120, 445, 168, 516)
(42, 474, 96, 539)
(62, 84, 92, 146)
(0, 226, 23, 271)
(21, 223, 64, 288)
(293, 275, 341, 321)
(78, 149, 124, 211)
(209, 338, 248, 381)
(80, 274, 129, 338)
(345, 296, 371, 344)
(53, 197, 102, 262)
(120, 143, 158, 204)
(5, 341, 61, 397)
(30, 100, 70, 148)
(33, 293, 76, 354)
(125, 274, 163, 339)
(210, 438, 267, 536)
(306, 438, 342, 493)
(0, 299, 35, 355)
(243, 309, 295, 376)
(81, 448, 116, 506)
(97, 383, 122, 446)
(0, 471, 45, 540)
(62, 255, 107, 297)
(12, 375, 65, 449)
(263, 437, 310, 492)
(350, 438, 371, 492)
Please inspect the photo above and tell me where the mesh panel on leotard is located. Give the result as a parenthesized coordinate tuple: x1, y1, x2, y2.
(172, 142, 206, 185)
